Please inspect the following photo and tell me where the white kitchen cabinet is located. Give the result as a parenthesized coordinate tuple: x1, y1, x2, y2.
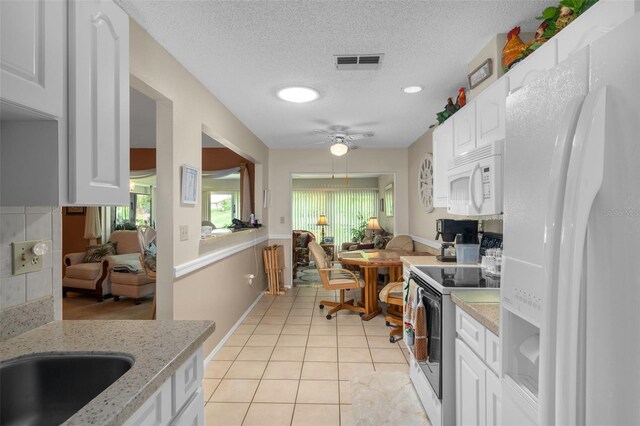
(455, 306, 501, 426)
(68, 0, 130, 205)
(453, 100, 476, 157)
(123, 380, 172, 426)
(125, 346, 205, 426)
(456, 338, 486, 426)
(433, 119, 453, 208)
(485, 368, 502, 426)
(555, 0, 638, 63)
(475, 78, 507, 148)
(0, 0, 64, 118)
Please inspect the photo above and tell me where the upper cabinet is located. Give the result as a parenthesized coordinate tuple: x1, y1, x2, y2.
(0, 0, 64, 118)
(476, 77, 507, 148)
(68, 0, 130, 205)
(508, 39, 557, 95)
(1, 0, 130, 206)
(453, 99, 476, 157)
(432, 118, 453, 208)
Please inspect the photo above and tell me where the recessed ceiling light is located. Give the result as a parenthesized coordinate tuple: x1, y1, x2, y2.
(277, 86, 320, 103)
(402, 86, 423, 94)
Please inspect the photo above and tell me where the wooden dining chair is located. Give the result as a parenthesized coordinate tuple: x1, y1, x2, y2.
(379, 281, 404, 343)
(308, 241, 365, 320)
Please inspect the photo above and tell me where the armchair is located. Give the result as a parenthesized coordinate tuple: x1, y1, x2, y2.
(62, 230, 141, 302)
(292, 230, 316, 278)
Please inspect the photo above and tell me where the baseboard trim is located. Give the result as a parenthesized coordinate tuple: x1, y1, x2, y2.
(204, 291, 266, 366)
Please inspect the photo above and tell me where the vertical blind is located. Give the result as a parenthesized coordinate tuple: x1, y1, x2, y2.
(292, 189, 378, 249)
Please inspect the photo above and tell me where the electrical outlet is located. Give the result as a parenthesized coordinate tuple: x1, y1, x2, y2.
(180, 225, 188, 241)
(12, 240, 44, 275)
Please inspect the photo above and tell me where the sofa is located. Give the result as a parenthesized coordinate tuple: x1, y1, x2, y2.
(62, 230, 145, 302)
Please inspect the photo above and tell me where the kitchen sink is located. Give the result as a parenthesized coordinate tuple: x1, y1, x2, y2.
(0, 353, 134, 426)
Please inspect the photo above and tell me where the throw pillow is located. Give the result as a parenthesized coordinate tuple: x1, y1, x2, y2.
(143, 249, 157, 272)
(83, 242, 117, 263)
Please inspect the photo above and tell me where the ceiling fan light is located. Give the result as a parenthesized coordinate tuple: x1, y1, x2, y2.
(277, 86, 320, 103)
(402, 85, 423, 94)
(330, 142, 348, 156)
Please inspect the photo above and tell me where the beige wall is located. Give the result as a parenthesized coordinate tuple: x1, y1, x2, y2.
(173, 243, 267, 354)
(468, 34, 507, 99)
(268, 148, 408, 285)
(129, 21, 271, 345)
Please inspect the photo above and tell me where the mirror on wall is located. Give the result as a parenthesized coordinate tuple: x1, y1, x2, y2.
(201, 133, 254, 235)
(385, 183, 394, 217)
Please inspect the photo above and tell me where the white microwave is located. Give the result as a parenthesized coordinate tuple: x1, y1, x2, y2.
(447, 140, 503, 216)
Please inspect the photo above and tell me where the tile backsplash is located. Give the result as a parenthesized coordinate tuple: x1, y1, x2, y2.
(0, 206, 62, 337)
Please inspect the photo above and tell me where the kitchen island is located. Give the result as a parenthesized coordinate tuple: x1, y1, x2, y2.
(0, 320, 214, 425)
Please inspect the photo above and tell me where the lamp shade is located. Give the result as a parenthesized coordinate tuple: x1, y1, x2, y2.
(366, 217, 382, 230)
(330, 142, 348, 156)
(316, 214, 328, 226)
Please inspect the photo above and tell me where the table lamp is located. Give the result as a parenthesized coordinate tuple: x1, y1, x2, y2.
(317, 214, 328, 243)
(366, 216, 382, 239)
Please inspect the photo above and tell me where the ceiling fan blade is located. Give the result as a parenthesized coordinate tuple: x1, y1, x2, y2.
(346, 132, 373, 141)
(313, 129, 332, 135)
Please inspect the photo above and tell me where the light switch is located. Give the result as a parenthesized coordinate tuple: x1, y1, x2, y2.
(12, 240, 46, 275)
(180, 225, 188, 241)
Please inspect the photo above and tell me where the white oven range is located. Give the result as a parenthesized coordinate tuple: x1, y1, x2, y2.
(406, 265, 499, 426)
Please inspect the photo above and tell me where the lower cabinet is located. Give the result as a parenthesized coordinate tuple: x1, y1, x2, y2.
(455, 307, 501, 426)
(124, 346, 204, 426)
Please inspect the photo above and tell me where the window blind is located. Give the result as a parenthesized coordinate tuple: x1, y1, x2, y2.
(292, 189, 378, 249)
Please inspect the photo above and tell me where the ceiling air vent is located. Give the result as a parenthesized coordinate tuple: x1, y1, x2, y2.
(334, 54, 384, 70)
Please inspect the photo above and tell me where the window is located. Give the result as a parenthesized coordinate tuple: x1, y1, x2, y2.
(208, 191, 240, 228)
(112, 178, 156, 231)
(292, 189, 378, 249)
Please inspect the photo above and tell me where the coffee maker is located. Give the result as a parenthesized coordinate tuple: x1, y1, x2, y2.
(435, 219, 479, 262)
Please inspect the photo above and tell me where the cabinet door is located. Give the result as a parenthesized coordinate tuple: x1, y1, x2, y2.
(453, 100, 476, 157)
(456, 338, 486, 426)
(433, 119, 453, 208)
(68, 0, 129, 205)
(475, 78, 507, 148)
(170, 388, 204, 426)
(0, 0, 64, 117)
(123, 379, 172, 426)
(486, 370, 502, 426)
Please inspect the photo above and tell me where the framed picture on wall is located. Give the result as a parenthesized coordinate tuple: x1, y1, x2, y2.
(65, 207, 86, 215)
(181, 165, 199, 205)
(380, 198, 385, 213)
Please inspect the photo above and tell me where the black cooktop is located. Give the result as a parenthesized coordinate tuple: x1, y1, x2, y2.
(414, 266, 500, 288)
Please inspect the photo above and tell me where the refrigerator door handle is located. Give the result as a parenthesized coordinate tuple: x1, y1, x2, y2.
(469, 162, 481, 213)
(539, 95, 585, 425)
(555, 86, 607, 426)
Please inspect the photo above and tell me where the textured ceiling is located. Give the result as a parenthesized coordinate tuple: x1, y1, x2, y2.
(118, 1, 552, 149)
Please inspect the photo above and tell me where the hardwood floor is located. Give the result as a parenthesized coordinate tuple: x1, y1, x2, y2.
(62, 293, 154, 320)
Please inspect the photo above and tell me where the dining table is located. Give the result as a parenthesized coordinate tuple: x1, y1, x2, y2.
(337, 249, 433, 320)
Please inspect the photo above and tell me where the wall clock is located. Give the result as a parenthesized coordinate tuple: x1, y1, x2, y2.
(418, 153, 435, 213)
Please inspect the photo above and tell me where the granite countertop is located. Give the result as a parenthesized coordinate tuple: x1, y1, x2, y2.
(450, 291, 500, 336)
(0, 320, 215, 426)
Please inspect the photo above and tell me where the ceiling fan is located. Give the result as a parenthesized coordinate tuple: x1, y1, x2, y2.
(314, 126, 374, 156)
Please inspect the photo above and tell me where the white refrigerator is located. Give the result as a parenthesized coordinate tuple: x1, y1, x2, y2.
(501, 12, 640, 426)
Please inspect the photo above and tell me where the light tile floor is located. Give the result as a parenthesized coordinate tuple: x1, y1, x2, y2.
(204, 286, 410, 426)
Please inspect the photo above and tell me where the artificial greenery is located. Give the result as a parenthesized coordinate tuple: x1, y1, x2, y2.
(349, 213, 368, 242)
(114, 221, 137, 230)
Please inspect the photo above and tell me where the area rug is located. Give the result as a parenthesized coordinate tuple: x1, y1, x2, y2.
(351, 372, 430, 426)
(292, 265, 323, 287)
